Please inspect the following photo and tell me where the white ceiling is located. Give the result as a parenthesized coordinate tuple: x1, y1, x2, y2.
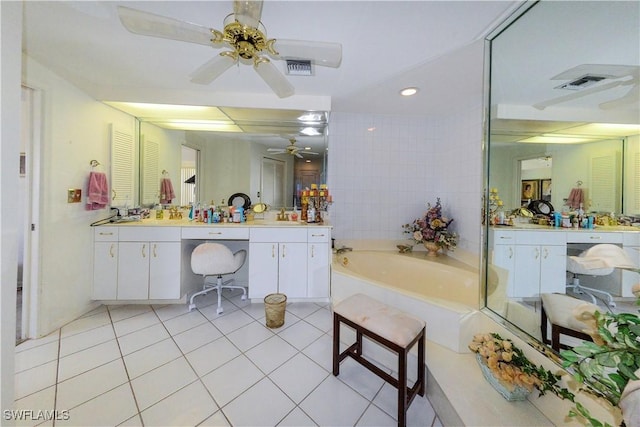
(22, 0, 521, 118)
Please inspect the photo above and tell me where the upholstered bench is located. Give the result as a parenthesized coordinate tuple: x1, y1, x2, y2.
(332, 293, 426, 427)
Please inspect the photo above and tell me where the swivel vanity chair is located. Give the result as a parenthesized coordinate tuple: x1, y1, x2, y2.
(566, 243, 635, 309)
(189, 243, 247, 314)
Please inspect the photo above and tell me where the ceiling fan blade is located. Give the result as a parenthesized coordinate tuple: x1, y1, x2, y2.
(599, 84, 640, 110)
(533, 79, 625, 110)
(268, 39, 342, 68)
(117, 6, 220, 47)
(295, 153, 303, 159)
(254, 59, 295, 98)
(267, 148, 286, 153)
(190, 54, 237, 85)
(233, 0, 263, 28)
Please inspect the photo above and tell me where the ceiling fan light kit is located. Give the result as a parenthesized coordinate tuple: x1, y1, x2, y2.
(117, 1, 342, 98)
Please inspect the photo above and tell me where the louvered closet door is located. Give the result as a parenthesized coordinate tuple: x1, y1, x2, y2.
(110, 123, 136, 207)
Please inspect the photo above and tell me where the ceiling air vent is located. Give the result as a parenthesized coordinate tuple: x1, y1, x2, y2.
(555, 74, 607, 91)
(285, 60, 313, 76)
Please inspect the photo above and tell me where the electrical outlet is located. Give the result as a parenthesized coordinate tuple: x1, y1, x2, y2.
(68, 188, 82, 203)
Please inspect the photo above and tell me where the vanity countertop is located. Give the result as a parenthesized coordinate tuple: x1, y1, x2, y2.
(102, 218, 331, 228)
(492, 223, 640, 233)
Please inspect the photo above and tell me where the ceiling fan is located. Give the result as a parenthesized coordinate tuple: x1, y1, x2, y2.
(267, 137, 319, 158)
(117, 1, 342, 98)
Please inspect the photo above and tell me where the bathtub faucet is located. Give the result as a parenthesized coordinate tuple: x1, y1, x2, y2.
(335, 246, 353, 254)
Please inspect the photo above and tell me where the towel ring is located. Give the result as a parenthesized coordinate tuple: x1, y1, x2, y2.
(90, 160, 100, 168)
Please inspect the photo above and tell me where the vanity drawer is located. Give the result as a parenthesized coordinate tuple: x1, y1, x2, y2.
(250, 227, 307, 243)
(623, 231, 640, 246)
(567, 232, 623, 244)
(94, 227, 119, 241)
(308, 228, 331, 243)
(119, 226, 181, 242)
(491, 229, 516, 244)
(181, 227, 250, 240)
(514, 230, 565, 245)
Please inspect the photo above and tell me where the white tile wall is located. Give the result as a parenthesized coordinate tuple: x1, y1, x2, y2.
(328, 105, 484, 254)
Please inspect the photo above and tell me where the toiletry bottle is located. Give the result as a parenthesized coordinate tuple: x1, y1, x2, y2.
(307, 199, 316, 223)
(301, 190, 309, 222)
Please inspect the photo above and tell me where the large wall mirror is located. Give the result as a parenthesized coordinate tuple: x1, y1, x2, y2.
(484, 0, 640, 355)
(107, 103, 328, 210)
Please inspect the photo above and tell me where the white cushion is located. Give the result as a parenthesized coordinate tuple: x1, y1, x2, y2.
(333, 293, 425, 348)
(190, 243, 246, 275)
(567, 243, 636, 275)
(541, 293, 598, 333)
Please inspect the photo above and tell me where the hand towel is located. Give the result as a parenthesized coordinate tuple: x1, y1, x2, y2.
(160, 178, 175, 204)
(86, 171, 109, 210)
(567, 187, 584, 209)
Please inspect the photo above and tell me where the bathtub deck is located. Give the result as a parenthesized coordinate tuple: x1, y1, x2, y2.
(426, 341, 553, 426)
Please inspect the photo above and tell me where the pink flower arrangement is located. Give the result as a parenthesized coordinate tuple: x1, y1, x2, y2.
(403, 198, 458, 250)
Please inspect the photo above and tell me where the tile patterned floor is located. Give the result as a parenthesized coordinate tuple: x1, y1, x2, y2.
(14, 290, 441, 427)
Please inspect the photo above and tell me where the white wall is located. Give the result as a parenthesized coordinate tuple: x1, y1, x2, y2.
(23, 56, 137, 336)
(1, 0, 22, 412)
(328, 41, 485, 256)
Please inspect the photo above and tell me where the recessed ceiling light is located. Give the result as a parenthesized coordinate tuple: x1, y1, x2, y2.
(400, 87, 419, 96)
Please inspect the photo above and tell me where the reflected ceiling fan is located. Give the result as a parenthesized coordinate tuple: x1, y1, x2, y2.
(534, 64, 639, 110)
(117, 1, 342, 98)
(267, 137, 319, 158)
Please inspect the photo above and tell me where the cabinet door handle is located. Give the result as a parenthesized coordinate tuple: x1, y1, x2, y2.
(271, 244, 276, 258)
(311, 234, 325, 237)
(99, 232, 113, 236)
(282, 244, 286, 258)
(590, 236, 602, 240)
(508, 247, 513, 258)
(109, 243, 115, 258)
(153, 244, 157, 258)
(142, 244, 146, 258)
(311, 244, 315, 258)
(208, 232, 222, 235)
(543, 248, 549, 259)
(534, 248, 540, 260)
(499, 236, 513, 240)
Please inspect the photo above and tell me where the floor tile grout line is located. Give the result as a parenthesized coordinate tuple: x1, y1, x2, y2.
(51, 328, 62, 427)
(151, 304, 232, 427)
(107, 305, 145, 425)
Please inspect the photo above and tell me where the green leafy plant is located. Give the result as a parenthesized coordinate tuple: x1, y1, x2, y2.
(561, 309, 640, 426)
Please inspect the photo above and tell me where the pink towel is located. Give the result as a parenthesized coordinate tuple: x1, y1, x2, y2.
(567, 187, 584, 209)
(160, 178, 175, 204)
(86, 171, 109, 210)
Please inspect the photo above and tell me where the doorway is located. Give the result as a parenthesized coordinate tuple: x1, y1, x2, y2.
(261, 157, 286, 208)
(181, 145, 199, 206)
(519, 156, 552, 207)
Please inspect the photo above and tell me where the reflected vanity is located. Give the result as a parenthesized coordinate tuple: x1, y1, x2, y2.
(483, 0, 640, 357)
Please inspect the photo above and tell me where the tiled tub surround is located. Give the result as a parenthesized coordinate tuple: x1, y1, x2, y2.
(14, 293, 442, 427)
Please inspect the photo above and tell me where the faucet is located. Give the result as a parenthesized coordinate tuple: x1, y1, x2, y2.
(335, 246, 353, 254)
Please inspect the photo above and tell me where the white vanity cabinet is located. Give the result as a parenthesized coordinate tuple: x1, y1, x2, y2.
(248, 228, 307, 299)
(93, 228, 119, 299)
(490, 229, 566, 298)
(307, 229, 331, 298)
(117, 226, 181, 300)
(622, 232, 640, 297)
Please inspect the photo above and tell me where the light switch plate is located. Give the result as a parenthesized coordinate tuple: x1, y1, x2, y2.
(68, 188, 82, 203)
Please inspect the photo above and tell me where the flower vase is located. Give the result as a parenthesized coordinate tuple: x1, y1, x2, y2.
(423, 241, 440, 257)
(475, 354, 530, 401)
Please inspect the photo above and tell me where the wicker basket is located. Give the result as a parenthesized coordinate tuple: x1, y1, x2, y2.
(475, 353, 530, 401)
(264, 293, 287, 328)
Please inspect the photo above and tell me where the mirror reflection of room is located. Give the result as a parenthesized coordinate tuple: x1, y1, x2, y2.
(484, 0, 640, 354)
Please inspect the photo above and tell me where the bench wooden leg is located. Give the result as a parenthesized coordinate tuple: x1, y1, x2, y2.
(333, 312, 426, 427)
